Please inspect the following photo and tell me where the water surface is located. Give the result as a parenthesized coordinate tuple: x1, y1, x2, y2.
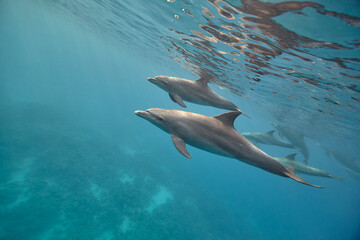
(1, 0, 359, 239)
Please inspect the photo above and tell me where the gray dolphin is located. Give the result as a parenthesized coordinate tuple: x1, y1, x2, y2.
(147, 76, 249, 117)
(135, 108, 322, 188)
(321, 145, 360, 176)
(274, 154, 342, 180)
(271, 123, 309, 164)
(242, 130, 295, 148)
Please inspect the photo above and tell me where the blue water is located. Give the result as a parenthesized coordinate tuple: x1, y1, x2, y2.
(1, 0, 360, 239)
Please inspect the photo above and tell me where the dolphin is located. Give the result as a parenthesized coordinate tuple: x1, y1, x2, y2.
(147, 76, 249, 117)
(271, 123, 309, 164)
(321, 145, 360, 176)
(274, 154, 342, 180)
(242, 130, 295, 148)
(135, 108, 322, 188)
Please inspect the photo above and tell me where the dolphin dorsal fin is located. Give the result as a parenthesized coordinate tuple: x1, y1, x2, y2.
(214, 111, 242, 128)
(285, 153, 297, 160)
(195, 77, 208, 87)
(266, 130, 275, 136)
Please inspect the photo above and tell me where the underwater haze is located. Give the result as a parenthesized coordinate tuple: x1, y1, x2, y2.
(1, 0, 360, 239)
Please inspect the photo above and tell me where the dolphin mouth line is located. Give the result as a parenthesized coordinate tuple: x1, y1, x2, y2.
(147, 77, 155, 82)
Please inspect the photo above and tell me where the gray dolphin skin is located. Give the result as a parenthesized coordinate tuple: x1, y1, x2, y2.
(271, 123, 309, 164)
(274, 154, 342, 180)
(147, 76, 249, 117)
(321, 146, 360, 176)
(242, 130, 295, 148)
(135, 108, 322, 188)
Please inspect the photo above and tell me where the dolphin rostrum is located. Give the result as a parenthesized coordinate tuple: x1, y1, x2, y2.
(242, 130, 295, 148)
(147, 76, 249, 117)
(274, 154, 342, 180)
(135, 108, 321, 188)
(271, 123, 309, 164)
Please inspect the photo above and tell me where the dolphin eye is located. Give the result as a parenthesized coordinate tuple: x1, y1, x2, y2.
(157, 116, 164, 121)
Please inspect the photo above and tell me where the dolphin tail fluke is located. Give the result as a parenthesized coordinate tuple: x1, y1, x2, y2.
(285, 167, 324, 188)
(236, 108, 251, 118)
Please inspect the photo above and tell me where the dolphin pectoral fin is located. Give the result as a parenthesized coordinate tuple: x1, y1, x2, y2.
(285, 167, 323, 188)
(171, 134, 191, 159)
(169, 93, 187, 108)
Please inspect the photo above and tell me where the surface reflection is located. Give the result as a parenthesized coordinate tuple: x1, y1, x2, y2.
(48, 0, 360, 153)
